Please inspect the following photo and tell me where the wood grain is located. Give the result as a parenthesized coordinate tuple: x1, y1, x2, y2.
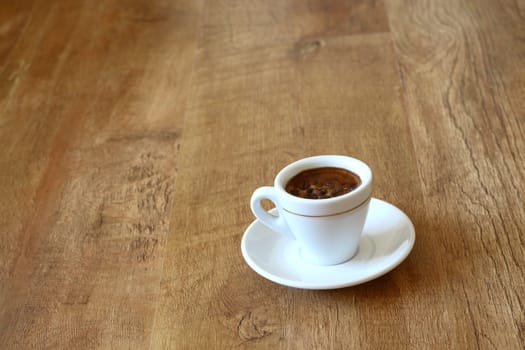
(0, 0, 524, 349)
(386, 0, 525, 347)
(0, 0, 202, 348)
(150, 1, 423, 348)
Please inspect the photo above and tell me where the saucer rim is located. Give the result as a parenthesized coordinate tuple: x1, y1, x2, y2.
(241, 197, 416, 290)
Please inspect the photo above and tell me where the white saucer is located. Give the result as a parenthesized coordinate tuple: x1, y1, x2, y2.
(241, 198, 415, 290)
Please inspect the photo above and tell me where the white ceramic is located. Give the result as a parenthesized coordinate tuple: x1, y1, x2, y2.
(250, 155, 372, 265)
(241, 198, 415, 290)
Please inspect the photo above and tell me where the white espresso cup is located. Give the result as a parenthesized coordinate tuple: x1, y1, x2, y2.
(250, 155, 372, 266)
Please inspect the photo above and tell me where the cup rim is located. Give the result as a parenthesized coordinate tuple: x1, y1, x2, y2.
(273, 155, 373, 216)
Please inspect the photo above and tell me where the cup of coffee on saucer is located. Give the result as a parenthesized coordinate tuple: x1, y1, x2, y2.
(242, 155, 415, 289)
(250, 155, 372, 266)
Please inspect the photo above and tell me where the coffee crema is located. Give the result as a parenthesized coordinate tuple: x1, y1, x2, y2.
(285, 167, 361, 199)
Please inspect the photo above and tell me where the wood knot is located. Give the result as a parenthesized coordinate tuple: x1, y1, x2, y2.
(292, 38, 324, 60)
(237, 311, 272, 342)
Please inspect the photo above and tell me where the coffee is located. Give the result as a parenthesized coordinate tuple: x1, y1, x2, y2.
(285, 167, 361, 199)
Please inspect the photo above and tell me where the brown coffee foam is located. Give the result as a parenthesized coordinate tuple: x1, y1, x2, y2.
(285, 167, 361, 200)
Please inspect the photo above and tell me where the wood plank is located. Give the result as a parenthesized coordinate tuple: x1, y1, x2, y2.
(386, 0, 525, 348)
(0, 0, 202, 348)
(151, 1, 425, 348)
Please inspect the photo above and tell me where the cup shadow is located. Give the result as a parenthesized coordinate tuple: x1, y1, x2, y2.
(314, 209, 447, 301)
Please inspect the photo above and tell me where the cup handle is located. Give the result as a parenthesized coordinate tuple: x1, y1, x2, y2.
(250, 186, 295, 240)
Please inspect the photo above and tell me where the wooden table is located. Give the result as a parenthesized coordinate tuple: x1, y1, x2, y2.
(1, 0, 524, 348)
